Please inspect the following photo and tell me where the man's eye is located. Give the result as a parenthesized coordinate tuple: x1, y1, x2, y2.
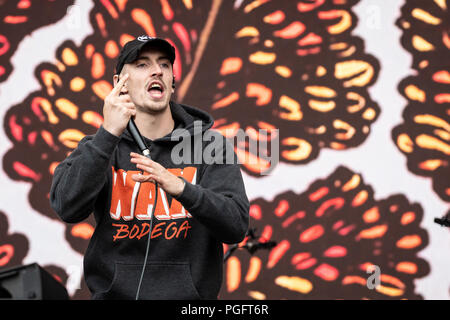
(161, 63, 169, 68)
(137, 63, 147, 68)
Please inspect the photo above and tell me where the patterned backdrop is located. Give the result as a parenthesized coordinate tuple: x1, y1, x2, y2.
(0, 0, 448, 300)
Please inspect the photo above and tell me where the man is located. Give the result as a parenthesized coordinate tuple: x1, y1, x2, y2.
(50, 35, 250, 300)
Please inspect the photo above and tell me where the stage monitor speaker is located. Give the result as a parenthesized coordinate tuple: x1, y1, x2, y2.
(0, 263, 69, 300)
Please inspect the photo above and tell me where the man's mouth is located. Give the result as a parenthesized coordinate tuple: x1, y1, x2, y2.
(147, 81, 165, 99)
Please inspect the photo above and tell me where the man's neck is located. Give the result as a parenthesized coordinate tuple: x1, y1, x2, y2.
(133, 105, 175, 141)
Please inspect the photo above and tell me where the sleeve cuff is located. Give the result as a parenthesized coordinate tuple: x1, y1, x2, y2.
(173, 177, 200, 209)
(91, 126, 121, 157)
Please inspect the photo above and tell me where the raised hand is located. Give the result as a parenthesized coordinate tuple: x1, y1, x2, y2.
(102, 73, 136, 137)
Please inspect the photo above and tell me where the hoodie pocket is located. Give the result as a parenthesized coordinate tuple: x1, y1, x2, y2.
(93, 261, 201, 300)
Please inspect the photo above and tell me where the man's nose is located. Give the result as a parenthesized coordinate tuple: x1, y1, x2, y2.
(151, 64, 163, 76)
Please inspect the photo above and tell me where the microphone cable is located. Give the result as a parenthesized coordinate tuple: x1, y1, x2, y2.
(135, 176, 157, 300)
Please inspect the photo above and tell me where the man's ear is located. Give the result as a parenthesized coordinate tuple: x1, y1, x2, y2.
(113, 74, 119, 86)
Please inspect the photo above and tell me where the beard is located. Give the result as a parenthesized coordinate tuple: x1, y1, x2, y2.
(134, 90, 172, 115)
(139, 102, 168, 114)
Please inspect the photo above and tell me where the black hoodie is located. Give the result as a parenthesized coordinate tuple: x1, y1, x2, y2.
(50, 101, 250, 300)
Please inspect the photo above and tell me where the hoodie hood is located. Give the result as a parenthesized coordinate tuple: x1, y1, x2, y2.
(121, 101, 214, 144)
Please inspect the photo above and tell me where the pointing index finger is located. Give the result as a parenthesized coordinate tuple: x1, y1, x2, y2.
(112, 73, 129, 95)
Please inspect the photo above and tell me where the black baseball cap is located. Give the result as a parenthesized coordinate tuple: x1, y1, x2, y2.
(115, 35, 176, 75)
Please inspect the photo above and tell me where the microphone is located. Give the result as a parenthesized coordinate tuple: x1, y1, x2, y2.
(127, 118, 151, 159)
(434, 216, 450, 227)
(117, 75, 151, 159)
